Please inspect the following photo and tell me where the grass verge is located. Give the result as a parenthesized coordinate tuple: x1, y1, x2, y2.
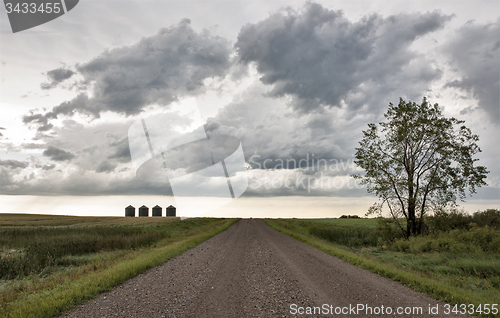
(263, 218, 498, 318)
(1, 217, 237, 318)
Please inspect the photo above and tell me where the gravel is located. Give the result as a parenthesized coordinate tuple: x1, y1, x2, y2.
(59, 219, 467, 317)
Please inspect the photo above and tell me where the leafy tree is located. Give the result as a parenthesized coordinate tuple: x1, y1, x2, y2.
(353, 98, 488, 237)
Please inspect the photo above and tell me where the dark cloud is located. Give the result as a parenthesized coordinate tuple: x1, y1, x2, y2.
(41, 67, 75, 90)
(107, 137, 131, 163)
(40, 163, 56, 170)
(443, 18, 500, 123)
(22, 112, 54, 132)
(0, 167, 14, 189)
(5, 4, 496, 201)
(43, 146, 75, 162)
(21, 143, 46, 149)
(96, 160, 117, 173)
(205, 82, 363, 170)
(25, 19, 233, 130)
(0, 167, 173, 196)
(235, 3, 452, 113)
(0, 159, 28, 169)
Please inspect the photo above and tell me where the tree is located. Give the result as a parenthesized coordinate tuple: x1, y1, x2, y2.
(353, 98, 489, 238)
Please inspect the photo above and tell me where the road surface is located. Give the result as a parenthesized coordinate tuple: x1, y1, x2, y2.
(60, 219, 463, 317)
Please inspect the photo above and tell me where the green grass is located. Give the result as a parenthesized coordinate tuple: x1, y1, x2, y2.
(289, 217, 377, 228)
(0, 214, 237, 318)
(0, 226, 171, 279)
(264, 218, 500, 318)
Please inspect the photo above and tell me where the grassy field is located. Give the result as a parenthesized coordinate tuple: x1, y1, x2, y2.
(264, 218, 500, 318)
(0, 213, 237, 318)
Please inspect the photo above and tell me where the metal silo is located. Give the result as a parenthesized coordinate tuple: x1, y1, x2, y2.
(139, 205, 149, 217)
(166, 205, 176, 217)
(152, 205, 162, 217)
(125, 205, 135, 217)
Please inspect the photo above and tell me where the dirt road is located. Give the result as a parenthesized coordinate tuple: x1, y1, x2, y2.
(60, 219, 462, 317)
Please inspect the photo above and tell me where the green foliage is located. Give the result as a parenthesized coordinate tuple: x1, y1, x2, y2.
(375, 218, 406, 242)
(471, 209, 500, 229)
(425, 208, 500, 233)
(426, 208, 473, 233)
(392, 226, 500, 254)
(339, 215, 360, 218)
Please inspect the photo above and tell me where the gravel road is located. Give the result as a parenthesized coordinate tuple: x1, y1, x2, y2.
(60, 219, 465, 317)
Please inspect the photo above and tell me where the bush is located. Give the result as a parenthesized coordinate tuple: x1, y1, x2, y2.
(472, 209, 500, 229)
(375, 218, 405, 242)
(426, 208, 472, 233)
(391, 226, 500, 254)
(425, 208, 500, 234)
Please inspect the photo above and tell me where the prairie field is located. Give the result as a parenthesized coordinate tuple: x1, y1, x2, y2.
(0, 213, 236, 318)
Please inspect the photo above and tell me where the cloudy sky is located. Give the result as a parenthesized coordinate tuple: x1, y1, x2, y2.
(0, 0, 498, 217)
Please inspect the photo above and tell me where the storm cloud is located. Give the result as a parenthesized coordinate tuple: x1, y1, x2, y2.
(43, 146, 75, 162)
(24, 19, 233, 131)
(205, 82, 366, 170)
(235, 3, 452, 113)
(95, 160, 117, 173)
(0, 159, 29, 169)
(444, 18, 500, 123)
(4, 2, 497, 201)
(41, 67, 75, 90)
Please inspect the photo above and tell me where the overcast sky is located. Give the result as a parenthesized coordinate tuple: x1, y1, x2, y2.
(0, 0, 498, 217)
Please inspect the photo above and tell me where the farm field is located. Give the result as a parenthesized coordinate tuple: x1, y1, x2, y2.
(0, 213, 236, 318)
(265, 216, 500, 317)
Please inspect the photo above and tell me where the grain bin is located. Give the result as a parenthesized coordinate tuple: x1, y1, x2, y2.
(166, 205, 176, 217)
(125, 205, 135, 217)
(152, 205, 162, 217)
(139, 205, 149, 217)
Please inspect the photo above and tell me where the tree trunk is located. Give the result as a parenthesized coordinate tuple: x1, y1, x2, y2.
(407, 175, 417, 236)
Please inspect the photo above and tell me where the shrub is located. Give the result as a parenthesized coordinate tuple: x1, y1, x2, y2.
(391, 226, 500, 254)
(472, 209, 500, 229)
(426, 208, 472, 233)
(425, 208, 500, 234)
(375, 218, 406, 242)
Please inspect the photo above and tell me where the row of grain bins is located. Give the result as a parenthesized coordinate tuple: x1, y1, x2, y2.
(125, 205, 176, 217)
